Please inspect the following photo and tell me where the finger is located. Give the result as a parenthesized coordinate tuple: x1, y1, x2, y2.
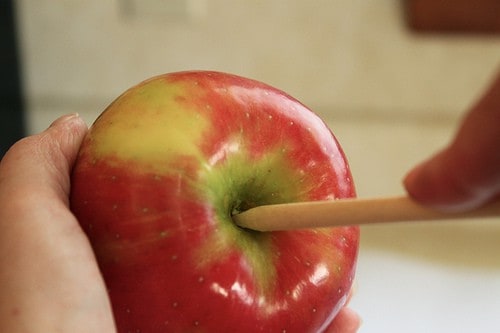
(0, 113, 88, 205)
(0, 115, 116, 332)
(0, 112, 89, 285)
(323, 285, 360, 333)
(0, 113, 88, 237)
(324, 307, 362, 333)
(404, 71, 500, 212)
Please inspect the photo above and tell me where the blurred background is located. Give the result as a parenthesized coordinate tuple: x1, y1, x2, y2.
(3, 0, 500, 331)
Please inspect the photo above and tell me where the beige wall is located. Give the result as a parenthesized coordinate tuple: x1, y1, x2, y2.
(18, 0, 499, 128)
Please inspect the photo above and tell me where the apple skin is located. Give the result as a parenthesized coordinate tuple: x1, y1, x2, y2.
(70, 71, 359, 332)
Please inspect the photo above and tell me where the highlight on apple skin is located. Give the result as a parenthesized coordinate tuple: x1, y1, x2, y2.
(70, 70, 359, 333)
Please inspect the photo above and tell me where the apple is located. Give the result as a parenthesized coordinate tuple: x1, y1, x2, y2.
(70, 71, 359, 332)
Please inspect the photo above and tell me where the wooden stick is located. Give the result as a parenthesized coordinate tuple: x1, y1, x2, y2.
(232, 195, 500, 232)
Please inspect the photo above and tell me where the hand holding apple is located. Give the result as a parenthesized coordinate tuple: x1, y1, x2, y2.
(0, 114, 115, 333)
(70, 71, 359, 332)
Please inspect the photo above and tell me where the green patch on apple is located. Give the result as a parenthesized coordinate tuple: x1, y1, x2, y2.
(197, 144, 308, 295)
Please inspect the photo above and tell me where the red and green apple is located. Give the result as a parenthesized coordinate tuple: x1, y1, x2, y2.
(70, 71, 359, 332)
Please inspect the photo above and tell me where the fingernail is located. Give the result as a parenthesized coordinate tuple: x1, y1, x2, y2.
(403, 163, 422, 191)
(49, 113, 81, 128)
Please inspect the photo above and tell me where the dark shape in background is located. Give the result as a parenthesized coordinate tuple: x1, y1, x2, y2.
(405, 0, 500, 34)
(1, 0, 25, 158)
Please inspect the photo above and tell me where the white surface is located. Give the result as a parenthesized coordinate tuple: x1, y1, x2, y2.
(351, 220, 500, 333)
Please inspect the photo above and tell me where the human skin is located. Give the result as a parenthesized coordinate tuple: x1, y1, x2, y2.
(0, 114, 116, 332)
(0, 113, 360, 333)
(404, 70, 500, 212)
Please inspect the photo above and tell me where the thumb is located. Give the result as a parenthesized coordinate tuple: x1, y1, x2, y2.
(0, 115, 116, 332)
(0, 113, 88, 203)
(404, 72, 500, 212)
